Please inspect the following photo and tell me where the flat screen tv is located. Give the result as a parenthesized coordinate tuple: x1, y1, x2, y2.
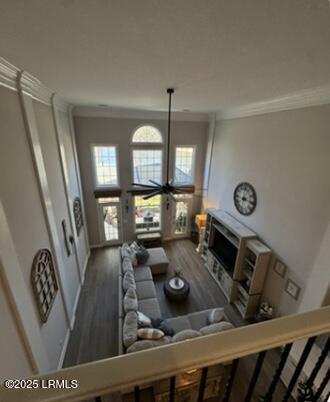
(211, 228, 238, 275)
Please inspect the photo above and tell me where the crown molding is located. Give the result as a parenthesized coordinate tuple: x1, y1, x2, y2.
(19, 71, 54, 105)
(217, 84, 330, 120)
(0, 57, 20, 91)
(73, 105, 210, 122)
(51, 93, 71, 112)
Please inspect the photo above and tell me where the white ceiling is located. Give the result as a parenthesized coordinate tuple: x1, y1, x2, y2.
(0, 0, 330, 113)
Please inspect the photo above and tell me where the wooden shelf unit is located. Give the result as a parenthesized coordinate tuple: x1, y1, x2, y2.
(203, 209, 272, 320)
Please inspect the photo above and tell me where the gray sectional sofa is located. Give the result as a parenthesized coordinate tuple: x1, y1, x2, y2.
(118, 244, 234, 354)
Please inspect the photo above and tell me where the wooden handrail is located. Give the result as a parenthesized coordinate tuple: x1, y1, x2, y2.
(1, 306, 329, 402)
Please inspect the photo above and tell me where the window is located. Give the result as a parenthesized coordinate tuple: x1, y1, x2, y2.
(134, 195, 161, 232)
(132, 126, 162, 143)
(133, 149, 162, 185)
(174, 146, 196, 185)
(92, 146, 118, 187)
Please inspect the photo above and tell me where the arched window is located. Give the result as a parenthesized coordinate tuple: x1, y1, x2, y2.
(132, 125, 162, 143)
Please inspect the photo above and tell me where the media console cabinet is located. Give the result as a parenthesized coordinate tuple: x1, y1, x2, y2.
(202, 209, 272, 320)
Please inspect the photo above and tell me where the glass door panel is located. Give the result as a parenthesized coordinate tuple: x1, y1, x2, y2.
(97, 199, 122, 245)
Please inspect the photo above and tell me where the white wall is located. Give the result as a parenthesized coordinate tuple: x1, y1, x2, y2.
(0, 85, 68, 372)
(74, 115, 208, 245)
(205, 104, 330, 316)
(33, 100, 80, 317)
(0, 58, 89, 378)
(0, 278, 32, 381)
(57, 110, 89, 275)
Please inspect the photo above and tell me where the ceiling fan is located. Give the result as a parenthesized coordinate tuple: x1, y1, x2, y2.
(131, 88, 195, 200)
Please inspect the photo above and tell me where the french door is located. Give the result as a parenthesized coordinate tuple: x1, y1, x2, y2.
(171, 195, 192, 238)
(98, 198, 122, 245)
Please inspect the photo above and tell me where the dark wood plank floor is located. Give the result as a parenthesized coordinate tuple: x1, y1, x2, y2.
(64, 239, 292, 402)
(64, 239, 244, 367)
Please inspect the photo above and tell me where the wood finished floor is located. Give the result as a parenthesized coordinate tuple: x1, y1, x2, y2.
(64, 239, 292, 402)
(64, 239, 244, 367)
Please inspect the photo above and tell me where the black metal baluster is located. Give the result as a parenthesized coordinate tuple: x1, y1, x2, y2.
(312, 367, 330, 402)
(222, 359, 239, 402)
(134, 385, 140, 402)
(296, 336, 330, 402)
(197, 367, 208, 402)
(169, 376, 176, 402)
(260, 343, 293, 402)
(307, 337, 330, 388)
(244, 351, 267, 402)
(282, 336, 316, 402)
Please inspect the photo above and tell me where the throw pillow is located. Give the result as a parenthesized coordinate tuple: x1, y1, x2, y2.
(130, 241, 140, 252)
(123, 311, 138, 348)
(137, 328, 165, 340)
(122, 257, 134, 274)
(172, 329, 201, 342)
(123, 288, 138, 313)
(200, 322, 234, 336)
(208, 308, 225, 325)
(121, 243, 130, 259)
(127, 245, 138, 266)
(158, 322, 175, 337)
(137, 311, 152, 328)
(126, 336, 172, 353)
(136, 246, 150, 265)
(151, 318, 174, 336)
(123, 271, 136, 292)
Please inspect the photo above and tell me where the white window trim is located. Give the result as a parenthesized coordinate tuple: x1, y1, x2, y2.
(173, 145, 197, 186)
(131, 147, 164, 187)
(91, 144, 120, 189)
(133, 194, 162, 234)
(131, 124, 163, 144)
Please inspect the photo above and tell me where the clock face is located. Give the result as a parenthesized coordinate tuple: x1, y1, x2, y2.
(234, 182, 257, 216)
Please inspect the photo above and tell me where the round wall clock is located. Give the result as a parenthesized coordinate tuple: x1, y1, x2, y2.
(234, 182, 257, 216)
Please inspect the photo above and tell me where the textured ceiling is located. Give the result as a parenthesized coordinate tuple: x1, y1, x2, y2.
(0, 0, 330, 112)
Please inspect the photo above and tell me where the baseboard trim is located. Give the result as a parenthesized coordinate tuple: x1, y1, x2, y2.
(57, 327, 70, 370)
(90, 243, 103, 249)
(82, 250, 90, 279)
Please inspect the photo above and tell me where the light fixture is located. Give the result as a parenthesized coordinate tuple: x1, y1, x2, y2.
(131, 88, 195, 200)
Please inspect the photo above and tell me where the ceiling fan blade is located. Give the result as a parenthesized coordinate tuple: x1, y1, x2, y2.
(142, 189, 162, 200)
(148, 180, 162, 188)
(131, 182, 159, 189)
(173, 185, 195, 193)
(173, 188, 186, 193)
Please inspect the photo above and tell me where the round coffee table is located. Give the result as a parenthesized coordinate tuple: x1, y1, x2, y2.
(164, 276, 190, 301)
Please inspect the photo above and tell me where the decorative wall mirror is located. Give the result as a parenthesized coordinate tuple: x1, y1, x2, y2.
(73, 197, 83, 236)
(31, 249, 58, 323)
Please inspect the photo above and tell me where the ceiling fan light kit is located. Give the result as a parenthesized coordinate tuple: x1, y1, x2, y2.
(131, 88, 195, 200)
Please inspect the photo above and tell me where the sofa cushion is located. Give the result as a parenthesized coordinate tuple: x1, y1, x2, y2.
(136, 280, 157, 300)
(200, 321, 234, 335)
(172, 329, 201, 342)
(137, 328, 165, 340)
(137, 311, 152, 328)
(123, 311, 138, 348)
(126, 336, 171, 353)
(138, 298, 161, 319)
(208, 308, 225, 325)
(145, 247, 169, 275)
(188, 310, 211, 331)
(123, 271, 136, 292)
(122, 257, 134, 275)
(134, 266, 153, 282)
(164, 315, 192, 333)
(123, 288, 138, 313)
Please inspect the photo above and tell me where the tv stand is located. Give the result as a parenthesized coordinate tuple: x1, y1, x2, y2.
(202, 209, 272, 319)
